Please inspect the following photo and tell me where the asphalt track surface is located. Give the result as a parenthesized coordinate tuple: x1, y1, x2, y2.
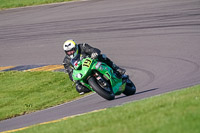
(0, 0, 200, 132)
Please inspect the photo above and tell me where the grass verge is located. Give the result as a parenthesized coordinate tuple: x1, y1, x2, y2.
(14, 85, 200, 133)
(0, 71, 84, 121)
(0, 0, 74, 10)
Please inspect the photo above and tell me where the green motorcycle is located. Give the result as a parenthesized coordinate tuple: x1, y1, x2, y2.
(72, 57, 136, 100)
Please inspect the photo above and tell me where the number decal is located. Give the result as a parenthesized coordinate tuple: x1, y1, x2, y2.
(83, 59, 92, 67)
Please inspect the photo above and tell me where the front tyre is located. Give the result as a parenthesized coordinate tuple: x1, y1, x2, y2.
(123, 78, 136, 96)
(88, 77, 115, 100)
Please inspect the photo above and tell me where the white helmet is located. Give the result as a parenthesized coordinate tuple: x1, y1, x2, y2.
(63, 40, 78, 59)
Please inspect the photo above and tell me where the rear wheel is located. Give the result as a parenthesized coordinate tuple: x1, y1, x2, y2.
(88, 77, 115, 100)
(123, 78, 136, 96)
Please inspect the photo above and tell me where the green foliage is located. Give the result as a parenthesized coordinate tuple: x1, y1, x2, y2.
(0, 71, 81, 120)
(0, 0, 73, 10)
(15, 85, 200, 133)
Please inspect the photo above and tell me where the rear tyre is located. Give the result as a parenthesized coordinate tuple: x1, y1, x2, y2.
(123, 78, 136, 96)
(88, 77, 115, 100)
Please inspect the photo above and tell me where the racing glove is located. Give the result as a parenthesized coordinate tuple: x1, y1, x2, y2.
(91, 52, 99, 59)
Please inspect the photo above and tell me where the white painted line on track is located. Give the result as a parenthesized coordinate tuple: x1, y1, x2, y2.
(39, 92, 95, 111)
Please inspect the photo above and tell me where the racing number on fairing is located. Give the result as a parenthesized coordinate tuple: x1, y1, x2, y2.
(83, 59, 92, 67)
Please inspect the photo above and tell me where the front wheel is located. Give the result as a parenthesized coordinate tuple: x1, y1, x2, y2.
(88, 77, 115, 100)
(123, 78, 136, 96)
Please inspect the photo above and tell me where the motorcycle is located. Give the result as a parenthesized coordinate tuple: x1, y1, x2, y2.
(72, 56, 136, 100)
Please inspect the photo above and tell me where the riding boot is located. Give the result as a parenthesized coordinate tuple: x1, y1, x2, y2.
(112, 64, 126, 76)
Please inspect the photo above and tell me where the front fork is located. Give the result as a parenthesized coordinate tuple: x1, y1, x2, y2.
(93, 72, 113, 93)
(79, 72, 111, 92)
(93, 72, 108, 87)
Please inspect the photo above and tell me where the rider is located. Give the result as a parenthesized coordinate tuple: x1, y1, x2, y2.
(63, 39, 126, 95)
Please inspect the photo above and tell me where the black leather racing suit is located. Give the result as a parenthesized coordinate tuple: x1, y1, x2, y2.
(63, 43, 116, 94)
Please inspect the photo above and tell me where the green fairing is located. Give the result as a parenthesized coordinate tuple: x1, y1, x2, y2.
(72, 58, 126, 95)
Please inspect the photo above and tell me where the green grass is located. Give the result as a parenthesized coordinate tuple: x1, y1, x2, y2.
(0, 71, 84, 121)
(14, 85, 200, 133)
(0, 0, 74, 10)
